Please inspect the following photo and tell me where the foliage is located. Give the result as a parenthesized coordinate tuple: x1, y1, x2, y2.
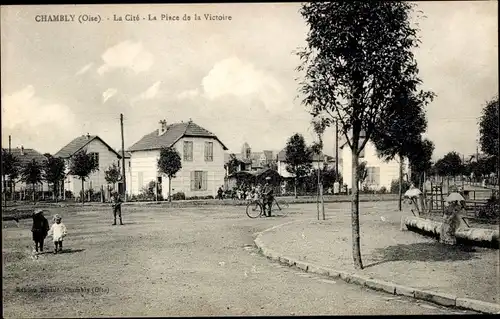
(68, 149, 99, 204)
(434, 151, 463, 177)
(225, 153, 242, 175)
(157, 147, 182, 178)
(390, 179, 411, 194)
(20, 159, 43, 187)
(171, 192, 186, 201)
(68, 149, 99, 181)
(1, 149, 20, 181)
(284, 133, 313, 196)
(104, 163, 121, 186)
(409, 138, 435, 185)
(356, 161, 368, 184)
(43, 154, 66, 198)
(135, 180, 163, 201)
(477, 195, 499, 221)
(479, 96, 499, 158)
(297, 2, 427, 269)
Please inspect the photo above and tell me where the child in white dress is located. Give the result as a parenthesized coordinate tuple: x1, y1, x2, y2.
(48, 214, 68, 254)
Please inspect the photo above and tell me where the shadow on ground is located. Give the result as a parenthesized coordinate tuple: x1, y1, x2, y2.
(365, 242, 479, 268)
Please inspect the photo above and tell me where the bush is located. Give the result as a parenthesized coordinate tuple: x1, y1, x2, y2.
(171, 192, 186, 200)
(390, 179, 411, 194)
(477, 196, 500, 220)
(378, 186, 387, 194)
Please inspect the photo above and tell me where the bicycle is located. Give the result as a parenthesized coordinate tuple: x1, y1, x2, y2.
(246, 197, 290, 218)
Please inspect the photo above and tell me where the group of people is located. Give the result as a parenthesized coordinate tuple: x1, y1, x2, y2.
(217, 177, 275, 217)
(30, 192, 124, 254)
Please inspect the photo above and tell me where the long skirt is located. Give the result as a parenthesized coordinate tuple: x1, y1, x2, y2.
(440, 215, 460, 245)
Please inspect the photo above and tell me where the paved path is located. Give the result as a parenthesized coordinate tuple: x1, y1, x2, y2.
(3, 203, 475, 317)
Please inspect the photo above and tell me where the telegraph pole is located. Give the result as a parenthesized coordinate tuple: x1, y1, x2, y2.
(9, 135, 11, 153)
(335, 120, 339, 178)
(120, 114, 127, 202)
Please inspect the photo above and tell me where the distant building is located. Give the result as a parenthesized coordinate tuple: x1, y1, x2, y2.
(2, 146, 50, 197)
(127, 119, 228, 198)
(55, 134, 123, 198)
(339, 131, 409, 191)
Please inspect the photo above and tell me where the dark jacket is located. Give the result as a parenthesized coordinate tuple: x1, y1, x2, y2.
(32, 213, 49, 236)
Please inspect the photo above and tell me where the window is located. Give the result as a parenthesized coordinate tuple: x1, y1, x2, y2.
(204, 142, 214, 162)
(366, 167, 380, 185)
(191, 171, 207, 191)
(183, 141, 193, 161)
(89, 152, 99, 167)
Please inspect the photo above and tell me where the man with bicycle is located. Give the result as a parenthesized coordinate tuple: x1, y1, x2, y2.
(261, 176, 274, 217)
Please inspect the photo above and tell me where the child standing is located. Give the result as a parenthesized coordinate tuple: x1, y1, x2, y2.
(48, 214, 68, 254)
(31, 209, 50, 253)
(111, 192, 123, 225)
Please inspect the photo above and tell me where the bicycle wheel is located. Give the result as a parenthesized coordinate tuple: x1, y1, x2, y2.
(272, 199, 289, 216)
(246, 201, 263, 218)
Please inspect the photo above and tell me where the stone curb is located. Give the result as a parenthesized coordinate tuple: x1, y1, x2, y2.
(254, 220, 500, 315)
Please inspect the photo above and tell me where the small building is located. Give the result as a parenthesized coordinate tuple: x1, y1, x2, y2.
(340, 131, 409, 191)
(127, 119, 228, 198)
(55, 134, 123, 198)
(2, 146, 50, 198)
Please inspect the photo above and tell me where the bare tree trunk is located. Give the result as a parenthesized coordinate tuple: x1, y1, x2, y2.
(81, 178, 85, 205)
(320, 182, 325, 220)
(294, 177, 298, 199)
(351, 149, 363, 270)
(317, 164, 320, 220)
(32, 183, 36, 203)
(398, 154, 403, 211)
(168, 176, 172, 202)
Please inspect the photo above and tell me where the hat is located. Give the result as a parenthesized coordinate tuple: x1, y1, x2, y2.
(34, 209, 44, 215)
(53, 214, 62, 221)
(404, 187, 422, 199)
(446, 192, 465, 202)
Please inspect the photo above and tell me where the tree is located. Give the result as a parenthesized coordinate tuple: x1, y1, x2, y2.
(370, 86, 434, 210)
(20, 159, 43, 202)
(104, 163, 121, 194)
(479, 96, 499, 182)
(157, 147, 182, 202)
(68, 149, 99, 204)
(225, 154, 241, 175)
(284, 133, 313, 198)
(43, 154, 66, 202)
(356, 161, 368, 187)
(408, 139, 434, 188)
(1, 149, 20, 204)
(297, 2, 428, 269)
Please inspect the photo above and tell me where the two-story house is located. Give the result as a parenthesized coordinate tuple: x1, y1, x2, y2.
(340, 131, 409, 191)
(127, 119, 228, 198)
(55, 134, 123, 198)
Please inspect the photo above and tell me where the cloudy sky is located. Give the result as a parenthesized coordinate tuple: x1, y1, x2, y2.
(1, 2, 498, 159)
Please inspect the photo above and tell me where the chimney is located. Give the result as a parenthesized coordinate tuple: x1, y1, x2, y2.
(158, 119, 167, 136)
(86, 133, 90, 140)
(20, 145, 25, 156)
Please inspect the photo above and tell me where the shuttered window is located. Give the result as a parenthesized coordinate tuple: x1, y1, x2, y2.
(191, 171, 207, 191)
(204, 142, 213, 162)
(183, 141, 193, 161)
(366, 167, 380, 185)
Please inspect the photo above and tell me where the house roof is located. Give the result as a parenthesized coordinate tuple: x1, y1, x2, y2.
(54, 135, 121, 159)
(2, 148, 46, 166)
(128, 121, 229, 152)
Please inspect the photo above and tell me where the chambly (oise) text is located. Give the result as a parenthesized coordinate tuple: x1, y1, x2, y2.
(34, 13, 232, 23)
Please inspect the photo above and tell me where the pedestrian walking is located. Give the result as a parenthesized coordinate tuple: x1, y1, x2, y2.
(262, 176, 274, 217)
(31, 209, 49, 253)
(48, 214, 68, 254)
(217, 186, 224, 200)
(112, 192, 123, 225)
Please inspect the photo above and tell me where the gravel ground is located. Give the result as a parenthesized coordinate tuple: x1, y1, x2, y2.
(259, 202, 500, 304)
(3, 202, 476, 317)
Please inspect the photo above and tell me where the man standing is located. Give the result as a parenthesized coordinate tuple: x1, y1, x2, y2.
(112, 192, 123, 225)
(262, 176, 274, 217)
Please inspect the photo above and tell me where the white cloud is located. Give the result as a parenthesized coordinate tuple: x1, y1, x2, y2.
(200, 57, 289, 114)
(102, 88, 118, 103)
(1, 86, 78, 152)
(177, 88, 200, 100)
(75, 63, 93, 76)
(97, 40, 154, 75)
(133, 81, 162, 102)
